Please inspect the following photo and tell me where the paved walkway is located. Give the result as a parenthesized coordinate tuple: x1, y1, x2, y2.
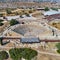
(37, 50, 60, 57)
(0, 46, 60, 57)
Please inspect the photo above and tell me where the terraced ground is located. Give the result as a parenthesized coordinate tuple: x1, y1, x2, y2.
(13, 24, 52, 37)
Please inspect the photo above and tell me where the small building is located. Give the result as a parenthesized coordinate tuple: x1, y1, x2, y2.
(20, 38, 40, 43)
(37, 8, 45, 11)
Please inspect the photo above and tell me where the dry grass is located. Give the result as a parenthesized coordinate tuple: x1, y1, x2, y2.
(49, 22, 60, 30)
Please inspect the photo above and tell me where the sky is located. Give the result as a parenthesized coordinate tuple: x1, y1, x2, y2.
(0, 0, 60, 2)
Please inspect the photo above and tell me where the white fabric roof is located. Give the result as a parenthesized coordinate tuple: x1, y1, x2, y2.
(6, 15, 20, 20)
(44, 10, 60, 16)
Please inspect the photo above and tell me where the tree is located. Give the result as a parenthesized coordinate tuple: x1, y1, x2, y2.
(0, 51, 9, 60)
(10, 19, 19, 26)
(9, 48, 38, 60)
(44, 7, 49, 11)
